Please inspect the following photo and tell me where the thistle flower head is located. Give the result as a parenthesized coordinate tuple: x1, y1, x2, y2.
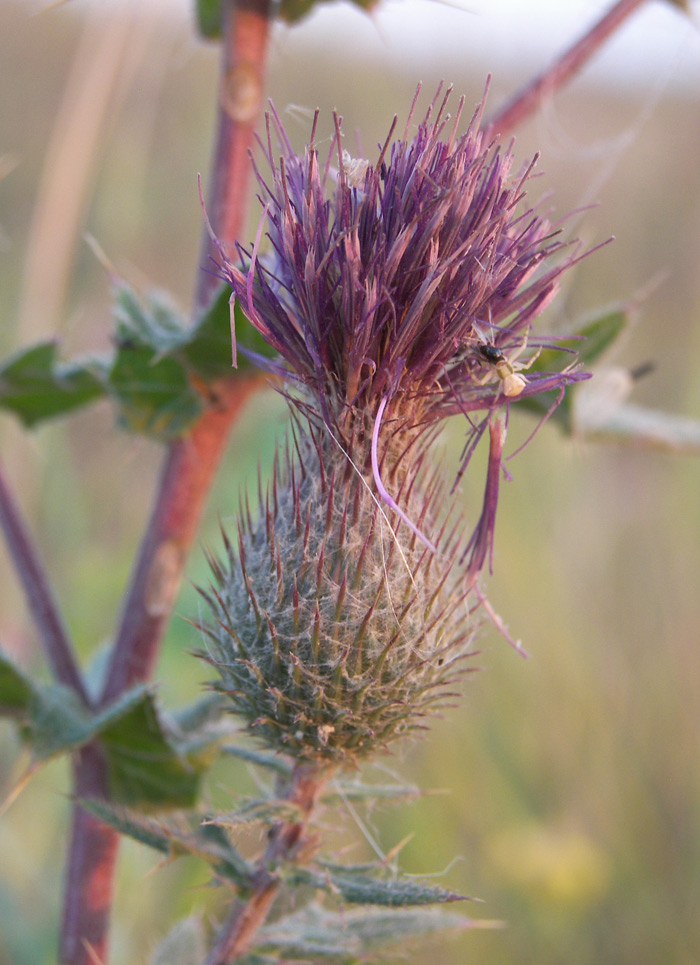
(227, 86, 580, 418)
(200, 85, 586, 763)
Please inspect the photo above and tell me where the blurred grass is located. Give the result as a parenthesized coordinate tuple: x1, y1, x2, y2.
(1, 1, 700, 963)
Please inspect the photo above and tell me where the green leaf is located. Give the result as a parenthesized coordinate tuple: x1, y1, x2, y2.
(197, 820, 254, 885)
(0, 281, 268, 438)
(279, 0, 376, 23)
(151, 916, 207, 965)
(0, 651, 99, 757)
(108, 346, 203, 438)
(79, 798, 175, 854)
(0, 650, 34, 713)
(195, 0, 223, 38)
(109, 287, 204, 439)
(0, 652, 225, 809)
(182, 285, 236, 378)
(169, 692, 232, 737)
(195, 0, 378, 31)
(107, 282, 270, 439)
(221, 743, 293, 776)
(97, 688, 222, 808)
(289, 865, 468, 907)
(323, 777, 422, 804)
(531, 308, 629, 382)
(190, 285, 279, 377)
(255, 903, 481, 962)
(518, 307, 631, 430)
(0, 341, 105, 426)
(209, 797, 302, 828)
(113, 285, 191, 356)
(80, 798, 253, 887)
(571, 308, 629, 368)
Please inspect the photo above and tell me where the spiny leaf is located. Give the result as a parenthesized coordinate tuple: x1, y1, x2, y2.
(254, 902, 481, 961)
(151, 916, 207, 965)
(96, 689, 218, 808)
(113, 285, 190, 355)
(323, 777, 422, 804)
(221, 743, 293, 776)
(0, 649, 35, 713)
(182, 284, 237, 378)
(288, 865, 468, 907)
(569, 308, 629, 368)
(169, 692, 233, 737)
(196, 820, 254, 884)
(80, 799, 253, 886)
(0, 281, 268, 439)
(189, 285, 279, 378)
(207, 797, 302, 828)
(79, 798, 176, 854)
(0, 653, 225, 809)
(107, 283, 273, 437)
(109, 289, 203, 439)
(520, 307, 631, 429)
(0, 341, 105, 426)
(0, 650, 99, 757)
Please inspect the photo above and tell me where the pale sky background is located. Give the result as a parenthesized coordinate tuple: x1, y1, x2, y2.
(59, 0, 700, 91)
(291, 0, 700, 91)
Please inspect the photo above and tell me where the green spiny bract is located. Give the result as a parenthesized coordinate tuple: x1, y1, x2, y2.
(198, 411, 474, 763)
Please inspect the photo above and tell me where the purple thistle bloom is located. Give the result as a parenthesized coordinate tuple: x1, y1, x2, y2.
(200, 85, 590, 761)
(221, 83, 585, 586)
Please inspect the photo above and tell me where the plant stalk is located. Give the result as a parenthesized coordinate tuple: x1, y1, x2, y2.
(0, 457, 89, 703)
(484, 0, 652, 138)
(204, 765, 328, 965)
(59, 0, 273, 960)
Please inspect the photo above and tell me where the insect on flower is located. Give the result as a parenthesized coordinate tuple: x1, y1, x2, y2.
(341, 150, 372, 189)
(473, 331, 542, 398)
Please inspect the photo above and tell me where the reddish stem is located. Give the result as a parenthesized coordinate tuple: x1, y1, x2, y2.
(484, 0, 651, 138)
(197, 0, 272, 313)
(99, 376, 262, 703)
(0, 458, 89, 704)
(59, 0, 273, 961)
(204, 765, 327, 965)
(59, 746, 118, 965)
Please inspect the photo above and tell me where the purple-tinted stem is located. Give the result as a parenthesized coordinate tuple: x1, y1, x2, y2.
(484, 0, 652, 138)
(0, 457, 89, 704)
(59, 1, 272, 962)
(204, 765, 327, 965)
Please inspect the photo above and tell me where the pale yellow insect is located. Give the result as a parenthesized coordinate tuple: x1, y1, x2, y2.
(473, 333, 541, 398)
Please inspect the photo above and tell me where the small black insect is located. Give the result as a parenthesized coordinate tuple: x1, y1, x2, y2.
(473, 334, 540, 398)
(476, 343, 505, 366)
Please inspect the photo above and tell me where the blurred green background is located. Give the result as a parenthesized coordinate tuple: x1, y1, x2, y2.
(1, 1, 700, 963)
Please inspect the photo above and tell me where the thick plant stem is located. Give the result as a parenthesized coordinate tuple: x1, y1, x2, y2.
(59, 0, 273, 961)
(99, 377, 262, 703)
(59, 747, 118, 965)
(204, 765, 328, 965)
(60, 376, 263, 965)
(0, 458, 89, 703)
(197, 0, 273, 314)
(484, 0, 651, 138)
